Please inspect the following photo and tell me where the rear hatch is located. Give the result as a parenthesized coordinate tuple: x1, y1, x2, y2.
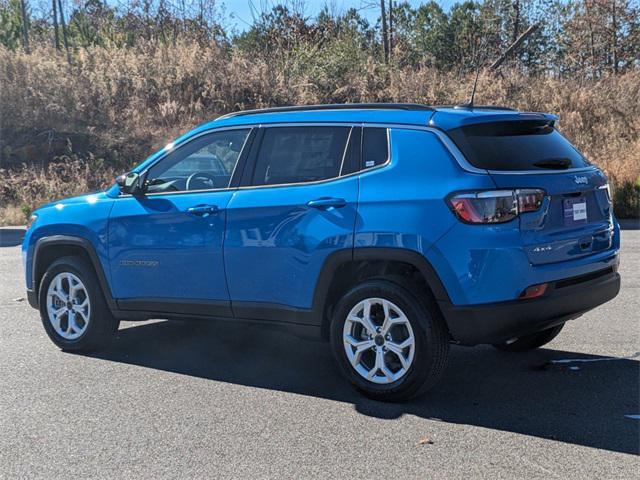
(448, 119, 614, 265)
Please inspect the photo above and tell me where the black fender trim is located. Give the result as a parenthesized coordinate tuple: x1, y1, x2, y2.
(311, 247, 451, 337)
(312, 247, 450, 309)
(310, 249, 354, 323)
(352, 248, 450, 301)
(32, 235, 117, 312)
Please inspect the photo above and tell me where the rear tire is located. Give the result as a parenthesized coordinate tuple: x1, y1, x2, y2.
(493, 323, 564, 352)
(38, 256, 118, 352)
(330, 279, 449, 402)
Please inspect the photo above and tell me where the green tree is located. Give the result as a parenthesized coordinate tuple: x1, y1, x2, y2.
(0, 0, 23, 49)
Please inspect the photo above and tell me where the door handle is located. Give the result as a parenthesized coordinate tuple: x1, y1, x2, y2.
(186, 204, 219, 216)
(306, 197, 347, 210)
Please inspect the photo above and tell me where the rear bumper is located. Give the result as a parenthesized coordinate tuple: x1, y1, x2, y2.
(439, 268, 620, 345)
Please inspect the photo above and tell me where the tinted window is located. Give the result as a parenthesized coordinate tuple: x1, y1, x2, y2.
(251, 126, 350, 186)
(448, 121, 589, 171)
(362, 128, 389, 169)
(146, 129, 250, 193)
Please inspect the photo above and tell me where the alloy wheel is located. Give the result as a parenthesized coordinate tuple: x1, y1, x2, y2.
(342, 297, 416, 384)
(46, 272, 91, 340)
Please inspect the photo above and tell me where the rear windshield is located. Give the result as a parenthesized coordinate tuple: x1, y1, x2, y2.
(448, 120, 590, 171)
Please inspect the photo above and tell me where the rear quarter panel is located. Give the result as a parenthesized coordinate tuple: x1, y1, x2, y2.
(355, 127, 496, 298)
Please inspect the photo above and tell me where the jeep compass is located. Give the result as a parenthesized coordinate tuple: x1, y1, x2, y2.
(22, 104, 621, 401)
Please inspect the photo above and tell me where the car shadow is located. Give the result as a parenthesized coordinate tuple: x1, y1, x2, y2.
(0, 228, 25, 247)
(80, 319, 639, 455)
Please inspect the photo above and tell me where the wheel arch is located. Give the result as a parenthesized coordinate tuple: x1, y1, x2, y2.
(313, 248, 452, 340)
(32, 236, 116, 311)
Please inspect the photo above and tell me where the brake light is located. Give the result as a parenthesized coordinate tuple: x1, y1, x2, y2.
(448, 189, 545, 224)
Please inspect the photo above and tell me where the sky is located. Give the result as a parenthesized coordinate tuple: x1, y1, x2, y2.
(224, 1, 456, 31)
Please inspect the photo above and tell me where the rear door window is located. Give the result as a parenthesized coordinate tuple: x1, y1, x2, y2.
(447, 121, 590, 171)
(251, 126, 351, 186)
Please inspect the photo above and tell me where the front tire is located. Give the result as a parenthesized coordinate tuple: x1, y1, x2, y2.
(330, 280, 449, 402)
(493, 323, 564, 352)
(38, 256, 118, 352)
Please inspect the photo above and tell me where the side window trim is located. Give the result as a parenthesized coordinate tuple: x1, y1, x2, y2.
(337, 127, 354, 176)
(131, 126, 255, 197)
(239, 126, 265, 188)
(229, 128, 258, 188)
(340, 126, 362, 176)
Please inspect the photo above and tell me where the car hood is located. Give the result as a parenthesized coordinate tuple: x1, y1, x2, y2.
(36, 190, 110, 212)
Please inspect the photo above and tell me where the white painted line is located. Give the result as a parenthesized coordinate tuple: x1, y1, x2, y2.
(550, 352, 640, 364)
(624, 415, 640, 420)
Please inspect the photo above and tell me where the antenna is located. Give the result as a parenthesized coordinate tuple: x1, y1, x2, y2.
(459, 33, 488, 109)
(468, 67, 481, 108)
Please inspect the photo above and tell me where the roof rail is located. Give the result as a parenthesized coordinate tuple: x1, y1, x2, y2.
(451, 104, 517, 111)
(217, 103, 434, 120)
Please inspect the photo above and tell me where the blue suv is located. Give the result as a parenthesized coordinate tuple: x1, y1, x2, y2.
(22, 104, 621, 401)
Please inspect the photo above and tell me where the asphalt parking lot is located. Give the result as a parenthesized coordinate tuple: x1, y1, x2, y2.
(0, 227, 638, 479)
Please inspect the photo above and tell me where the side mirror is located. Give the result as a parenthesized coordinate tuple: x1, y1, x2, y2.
(115, 172, 145, 196)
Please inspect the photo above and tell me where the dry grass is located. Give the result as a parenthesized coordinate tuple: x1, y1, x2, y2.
(0, 43, 638, 223)
(0, 155, 117, 225)
(0, 205, 29, 225)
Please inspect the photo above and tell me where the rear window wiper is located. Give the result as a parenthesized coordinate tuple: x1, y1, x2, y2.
(533, 158, 572, 170)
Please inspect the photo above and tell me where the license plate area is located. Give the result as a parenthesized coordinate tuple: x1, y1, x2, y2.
(563, 197, 587, 227)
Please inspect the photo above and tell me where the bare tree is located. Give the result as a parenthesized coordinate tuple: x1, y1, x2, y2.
(57, 0, 71, 64)
(19, 0, 30, 52)
(380, 0, 389, 62)
(611, 0, 618, 74)
(52, 0, 60, 50)
(490, 24, 539, 71)
(585, 0, 598, 75)
(388, 0, 393, 56)
(511, 0, 520, 43)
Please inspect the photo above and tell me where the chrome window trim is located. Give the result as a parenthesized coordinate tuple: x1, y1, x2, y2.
(235, 122, 392, 191)
(486, 165, 599, 175)
(116, 122, 389, 196)
(338, 127, 354, 177)
(350, 123, 600, 176)
(117, 119, 598, 201)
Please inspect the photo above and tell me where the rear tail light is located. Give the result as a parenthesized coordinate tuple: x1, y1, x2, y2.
(448, 189, 545, 224)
